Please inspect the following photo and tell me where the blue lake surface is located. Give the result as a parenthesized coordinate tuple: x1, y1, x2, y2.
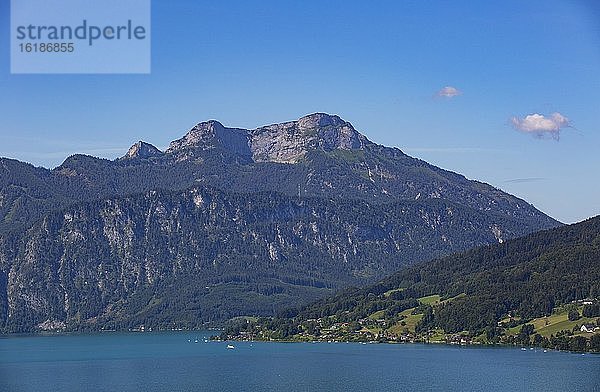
(1, 332, 599, 392)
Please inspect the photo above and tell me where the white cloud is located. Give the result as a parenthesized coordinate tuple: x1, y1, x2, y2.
(436, 86, 461, 98)
(510, 112, 570, 140)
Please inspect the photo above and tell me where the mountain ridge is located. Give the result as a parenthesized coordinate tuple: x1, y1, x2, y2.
(0, 113, 560, 234)
(156, 113, 371, 164)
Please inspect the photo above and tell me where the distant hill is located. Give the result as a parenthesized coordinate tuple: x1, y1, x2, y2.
(227, 216, 599, 351)
(0, 113, 562, 332)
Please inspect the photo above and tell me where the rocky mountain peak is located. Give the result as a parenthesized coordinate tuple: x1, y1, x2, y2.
(163, 113, 371, 163)
(297, 113, 347, 129)
(121, 141, 163, 160)
(249, 113, 371, 163)
(166, 120, 252, 158)
(304, 113, 369, 151)
(166, 120, 226, 152)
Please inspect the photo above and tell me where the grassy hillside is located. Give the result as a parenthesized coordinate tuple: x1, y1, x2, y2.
(220, 216, 600, 352)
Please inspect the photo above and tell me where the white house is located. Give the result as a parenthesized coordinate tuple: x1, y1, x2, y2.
(580, 324, 598, 333)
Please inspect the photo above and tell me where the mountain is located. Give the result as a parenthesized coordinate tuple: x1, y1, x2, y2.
(0, 113, 561, 332)
(120, 141, 164, 160)
(0, 113, 558, 233)
(228, 216, 599, 350)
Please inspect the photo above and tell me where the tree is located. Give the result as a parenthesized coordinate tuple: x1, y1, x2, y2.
(415, 306, 434, 333)
(582, 303, 600, 318)
(520, 324, 534, 336)
(568, 309, 580, 322)
(518, 324, 535, 344)
(533, 333, 544, 346)
(569, 336, 587, 352)
(590, 334, 600, 352)
(485, 325, 500, 342)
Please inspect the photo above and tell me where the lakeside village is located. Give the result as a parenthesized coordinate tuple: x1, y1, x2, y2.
(215, 297, 600, 352)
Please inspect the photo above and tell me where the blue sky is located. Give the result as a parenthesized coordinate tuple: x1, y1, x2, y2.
(1, 0, 599, 223)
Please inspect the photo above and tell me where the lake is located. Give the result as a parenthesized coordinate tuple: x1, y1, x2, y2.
(1, 332, 599, 391)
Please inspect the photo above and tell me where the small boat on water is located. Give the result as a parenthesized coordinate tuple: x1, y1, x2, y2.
(227, 344, 235, 349)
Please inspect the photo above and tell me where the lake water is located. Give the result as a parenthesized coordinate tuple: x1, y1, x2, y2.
(1, 332, 599, 392)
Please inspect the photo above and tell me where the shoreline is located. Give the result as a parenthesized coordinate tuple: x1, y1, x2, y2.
(3, 328, 598, 355)
(214, 335, 600, 354)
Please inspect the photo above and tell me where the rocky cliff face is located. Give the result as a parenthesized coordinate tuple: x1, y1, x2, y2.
(167, 120, 252, 160)
(0, 186, 543, 332)
(249, 113, 370, 163)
